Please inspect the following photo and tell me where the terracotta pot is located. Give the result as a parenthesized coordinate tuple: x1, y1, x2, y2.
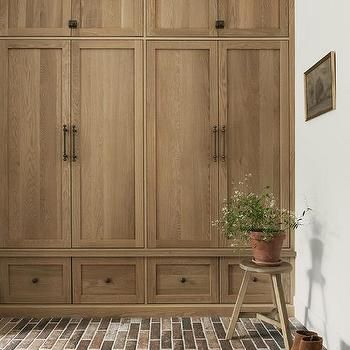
(299, 336, 323, 350)
(250, 231, 286, 265)
(291, 331, 318, 350)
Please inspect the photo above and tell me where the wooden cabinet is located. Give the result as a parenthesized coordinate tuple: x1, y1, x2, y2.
(71, 40, 144, 248)
(72, 0, 143, 36)
(218, 41, 290, 247)
(0, 258, 71, 303)
(147, 0, 289, 37)
(148, 258, 219, 303)
(0, 40, 71, 248)
(147, 0, 217, 36)
(73, 258, 144, 303)
(0, 0, 294, 313)
(0, 0, 143, 37)
(217, 0, 289, 37)
(220, 258, 291, 303)
(147, 41, 219, 248)
(0, 0, 71, 36)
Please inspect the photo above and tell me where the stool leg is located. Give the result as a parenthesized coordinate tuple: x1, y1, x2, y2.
(271, 274, 292, 350)
(226, 270, 251, 339)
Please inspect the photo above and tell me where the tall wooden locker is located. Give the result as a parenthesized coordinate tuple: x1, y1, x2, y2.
(147, 41, 219, 248)
(71, 40, 144, 248)
(0, 40, 71, 248)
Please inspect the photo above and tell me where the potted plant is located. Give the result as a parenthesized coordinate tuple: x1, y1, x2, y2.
(215, 175, 310, 266)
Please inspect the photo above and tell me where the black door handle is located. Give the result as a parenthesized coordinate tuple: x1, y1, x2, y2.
(63, 125, 69, 161)
(72, 125, 78, 162)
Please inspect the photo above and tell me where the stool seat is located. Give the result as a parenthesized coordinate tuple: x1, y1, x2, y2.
(240, 259, 292, 274)
(226, 258, 293, 350)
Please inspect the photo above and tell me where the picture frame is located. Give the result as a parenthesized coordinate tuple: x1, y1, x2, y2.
(304, 51, 336, 121)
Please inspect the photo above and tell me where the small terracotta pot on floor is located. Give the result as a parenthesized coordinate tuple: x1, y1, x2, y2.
(291, 331, 318, 350)
(250, 232, 286, 265)
(299, 336, 323, 350)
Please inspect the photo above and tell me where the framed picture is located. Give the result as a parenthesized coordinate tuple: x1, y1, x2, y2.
(304, 51, 336, 121)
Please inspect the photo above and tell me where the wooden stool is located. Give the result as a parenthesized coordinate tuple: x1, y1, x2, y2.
(226, 259, 293, 350)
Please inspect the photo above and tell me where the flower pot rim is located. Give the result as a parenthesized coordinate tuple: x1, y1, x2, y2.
(250, 231, 286, 239)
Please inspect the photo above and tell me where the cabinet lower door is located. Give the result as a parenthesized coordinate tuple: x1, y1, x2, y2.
(0, 0, 71, 36)
(219, 41, 290, 247)
(71, 40, 143, 248)
(147, 41, 219, 248)
(72, 0, 143, 36)
(0, 40, 71, 248)
(218, 0, 289, 37)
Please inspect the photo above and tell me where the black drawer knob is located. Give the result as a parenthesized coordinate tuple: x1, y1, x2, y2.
(180, 277, 187, 283)
(105, 278, 112, 284)
(252, 277, 258, 282)
(68, 19, 78, 29)
(32, 278, 39, 284)
(215, 20, 225, 29)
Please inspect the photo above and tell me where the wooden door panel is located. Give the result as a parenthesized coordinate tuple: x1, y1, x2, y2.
(0, 258, 71, 304)
(72, 0, 143, 36)
(220, 258, 291, 304)
(0, 40, 71, 248)
(72, 41, 143, 248)
(218, 0, 289, 36)
(73, 258, 144, 303)
(0, 0, 71, 36)
(219, 41, 289, 247)
(147, 41, 218, 248)
(148, 257, 219, 303)
(147, 0, 217, 36)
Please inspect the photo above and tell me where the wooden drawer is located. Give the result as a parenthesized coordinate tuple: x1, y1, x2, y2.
(0, 258, 71, 304)
(73, 258, 144, 304)
(148, 258, 219, 303)
(220, 258, 291, 304)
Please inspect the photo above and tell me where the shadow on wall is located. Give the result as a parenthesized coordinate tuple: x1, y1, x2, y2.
(340, 341, 350, 350)
(304, 218, 328, 345)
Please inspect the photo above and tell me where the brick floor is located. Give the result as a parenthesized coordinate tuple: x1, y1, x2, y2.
(0, 317, 305, 349)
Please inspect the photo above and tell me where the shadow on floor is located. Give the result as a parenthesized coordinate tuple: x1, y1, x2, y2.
(304, 218, 328, 345)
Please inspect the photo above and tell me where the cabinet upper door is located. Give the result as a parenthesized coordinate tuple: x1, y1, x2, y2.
(71, 40, 144, 248)
(0, 0, 71, 36)
(0, 40, 71, 248)
(219, 41, 290, 247)
(147, 0, 217, 36)
(72, 0, 143, 36)
(218, 0, 289, 36)
(147, 41, 219, 248)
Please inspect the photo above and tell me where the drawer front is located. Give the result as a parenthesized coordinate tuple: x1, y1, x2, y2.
(73, 258, 144, 304)
(0, 258, 71, 304)
(220, 258, 291, 304)
(148, 258, 219, 303)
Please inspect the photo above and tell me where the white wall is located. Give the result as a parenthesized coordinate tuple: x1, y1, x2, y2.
(295, 1, 350, 349)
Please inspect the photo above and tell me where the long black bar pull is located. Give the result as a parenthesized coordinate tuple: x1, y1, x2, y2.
(72, 125, 78, 162)
(213, 126, 218, 162)
(63, 124, 69, 161)
(221, 125, 226, 161)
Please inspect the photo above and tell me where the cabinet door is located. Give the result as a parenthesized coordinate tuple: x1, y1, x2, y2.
(148, 257, 219, 303)
(147, 41, 218, 248)
(72, 0, 143, 36)
(73, 258, 144, 304)
(0, 40, 71, 248)
(218, 0, 289, 37)
(219, 41, 289, 247)
(72, 41, 143, 248)
(0, 0, 71, 36)
(147, 0, 217, 36)
(0, 258, 71, 304)
(220, 258, 291, 304)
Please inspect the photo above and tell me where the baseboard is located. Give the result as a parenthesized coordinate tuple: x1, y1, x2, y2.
(0, 304, 295, 318)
